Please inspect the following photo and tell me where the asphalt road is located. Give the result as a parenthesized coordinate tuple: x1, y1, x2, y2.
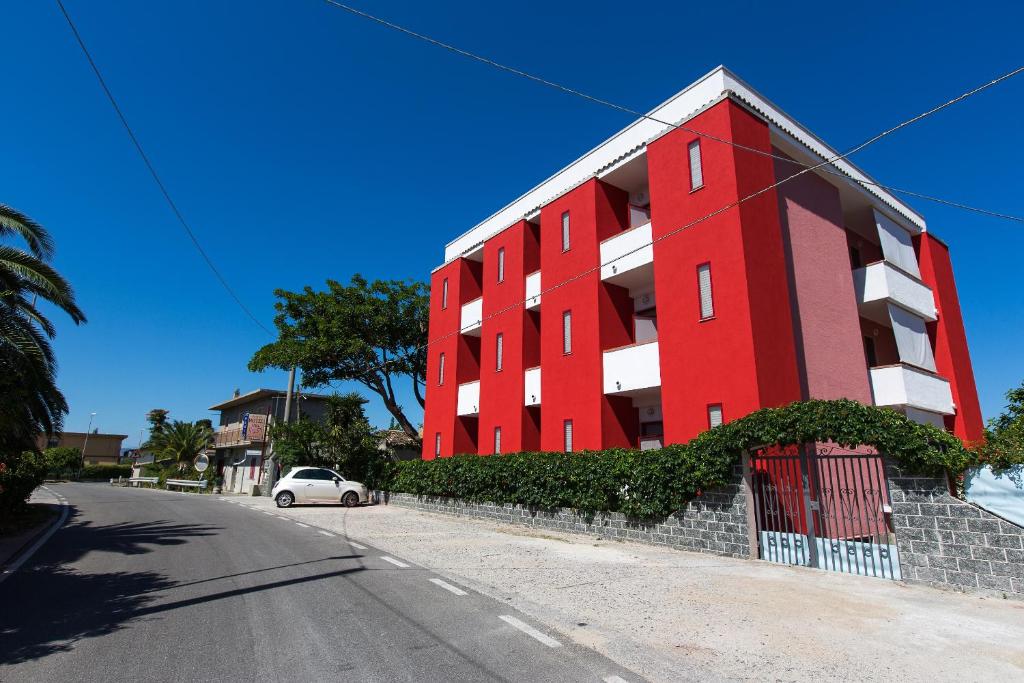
(0, 483, 641, 683)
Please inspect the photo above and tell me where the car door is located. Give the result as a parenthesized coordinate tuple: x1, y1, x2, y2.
(308, 469, 341, 503)
(290, 468, 319, 503)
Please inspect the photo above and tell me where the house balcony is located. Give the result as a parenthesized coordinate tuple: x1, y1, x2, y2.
(525, 271, 541, 311)
(869, 363, 954, 415)
(460, 297, 483, 336)
(600, 222, 654, 292)
(853, 261, 937, 324)
(603, 340, 661, 397)
(456, 380, 480, 417)
(524, 367, 541, 406)
(212, 425, 264, 449)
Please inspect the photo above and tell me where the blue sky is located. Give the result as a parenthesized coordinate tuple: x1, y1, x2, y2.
(4, 1, 1022, 445)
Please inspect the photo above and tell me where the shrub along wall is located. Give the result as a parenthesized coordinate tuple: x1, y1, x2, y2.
(381, 400, 973, 520)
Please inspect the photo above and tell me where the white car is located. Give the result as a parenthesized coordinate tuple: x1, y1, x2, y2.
(272, 467, 368, 508)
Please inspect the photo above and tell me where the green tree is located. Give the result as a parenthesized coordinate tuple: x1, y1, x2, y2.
(976, 381, 1024, 472)
(249, 275, 428, 444)
(146, 409, 170, 438)
(0, 204, 86, 453)
(44, 446, 81, 473)
(146, 420, 214, 470)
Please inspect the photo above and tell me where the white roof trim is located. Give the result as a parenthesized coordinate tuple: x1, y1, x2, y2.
(441, 66, 925, 265)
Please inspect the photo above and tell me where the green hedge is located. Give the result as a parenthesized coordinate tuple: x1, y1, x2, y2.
(0, 451, 49, 517)
(381, 400, 972, 518)
(79, 464, 133, 480)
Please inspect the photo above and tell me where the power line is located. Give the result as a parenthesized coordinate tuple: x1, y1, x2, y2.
(56, 0, 273, 336)
(326, 62, 1023, 382)
(322, 1, 1024, 224)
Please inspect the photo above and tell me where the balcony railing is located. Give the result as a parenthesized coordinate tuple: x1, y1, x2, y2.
(525, 271, 541, 311)
(853, 261, 937, 322)
(456, 380, 481, 416)
(524, 367, 541, 406)
(600, 222, 654, 290)
(460, 297, 483, 336)
(213, 426, 264, 449)
(869, 363, 954, 415)
(603, 340, 661, 395)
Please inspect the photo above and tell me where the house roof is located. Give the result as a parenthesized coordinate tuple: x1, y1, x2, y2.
(439, 65, 926, 268)
(207, 388, 332, 412)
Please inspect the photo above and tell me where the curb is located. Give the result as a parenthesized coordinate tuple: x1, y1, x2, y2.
(0, 486, 70, 584)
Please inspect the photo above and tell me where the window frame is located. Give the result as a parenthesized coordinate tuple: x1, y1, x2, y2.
(688, 139, 704, 191)
(707, 403, 724, 429)
(697, 262, 715, 321)
(495, 332, 504, 371)
(494, 426, 502, 454)
(441, 277, 449, 309)
(561, 211, 571, 252)
(434, 432, 441, 457)
(497, 247, 505, 283)
(563, 419, 574, 453)
(562, 310, 572, 355)
(438, 352, 445, 385)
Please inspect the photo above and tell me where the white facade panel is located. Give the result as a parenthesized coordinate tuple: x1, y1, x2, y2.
(853, 261, 937, 322)
(525, 271, 541, 310)
(456, 381, 480, 417)
(600, 222, 654, 283)
(460, 297, 483, 336)
(524, 367, 541, 406)
(870, 365, 954, 415)
(603, 341, 662, 395)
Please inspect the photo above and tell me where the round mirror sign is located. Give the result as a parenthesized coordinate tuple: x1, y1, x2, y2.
(194, 453, 210, 473)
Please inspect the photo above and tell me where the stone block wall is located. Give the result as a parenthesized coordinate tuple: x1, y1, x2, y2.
(381, 465, 752, 559)
(887, 460, 1024, 595)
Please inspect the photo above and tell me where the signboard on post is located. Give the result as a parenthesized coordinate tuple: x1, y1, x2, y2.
(245, 414, 268, 442)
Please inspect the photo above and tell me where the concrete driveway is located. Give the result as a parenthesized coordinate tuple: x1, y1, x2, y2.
(249, 495, 1024, 682)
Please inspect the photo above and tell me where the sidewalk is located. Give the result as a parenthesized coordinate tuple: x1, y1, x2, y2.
(0, 487, 63, 571)
(236, 495, 1024, 682)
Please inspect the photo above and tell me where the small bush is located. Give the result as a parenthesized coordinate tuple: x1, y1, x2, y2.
(0, 451, 49, 518)
(79, 464, 133, 480)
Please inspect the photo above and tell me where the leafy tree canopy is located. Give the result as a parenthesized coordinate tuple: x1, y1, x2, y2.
(249, 275, 428, 444)
(975, 380, 1024, 472)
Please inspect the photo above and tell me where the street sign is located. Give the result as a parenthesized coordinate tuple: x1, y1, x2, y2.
(194, 453, 210, 473)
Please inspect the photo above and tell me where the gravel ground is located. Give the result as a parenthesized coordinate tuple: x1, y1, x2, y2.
(239, 496, 1024, 682)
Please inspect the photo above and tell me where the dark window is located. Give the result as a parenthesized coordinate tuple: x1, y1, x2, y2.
(850, 246, 863, 270)
(292, 468, 317, 480)
(863, 336, 878, 368)
(640, 421, 664, 437)
(297, 468, 336, 481)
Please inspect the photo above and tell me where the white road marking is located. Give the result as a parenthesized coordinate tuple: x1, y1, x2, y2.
(261, 511, 275, 516)
(349, 541, 367, 550)
(276, 516, 289, 520)
(1, 489, 69, 584)
(380, 556, 410, 568)
(604, 676, 630, 683)
(295, 523, 310, 528)
(498, 615, 562, 648)
(318, 530, 335, 537)
(429, 578, 467, 596)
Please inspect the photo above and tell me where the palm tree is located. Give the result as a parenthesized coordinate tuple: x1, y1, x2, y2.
(146, 420, 214, 470)
(0, 204, 86, 452)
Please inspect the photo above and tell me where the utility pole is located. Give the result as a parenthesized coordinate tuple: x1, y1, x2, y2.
(79, 412, 96, 476)
(263, 367, 295, 497)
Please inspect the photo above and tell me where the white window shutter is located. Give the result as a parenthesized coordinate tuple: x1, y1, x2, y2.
(708, 404, 723, 428)
(497, 248, 505, 282)
(698, 264, 714, 319)
(438, 353, 445, 384)
(494, 427, 502, 454)
(561, 211, 570, 251)
(562, 310, 572, 354)
(496, 333, 503, 371)
(563, 420, 573, 453)
(435, 433, 441, 457)
(688, 140, 703, 190)
(441, 278, 448, 308)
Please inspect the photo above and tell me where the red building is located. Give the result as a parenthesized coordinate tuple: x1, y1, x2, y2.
(422, 67, 983, 459)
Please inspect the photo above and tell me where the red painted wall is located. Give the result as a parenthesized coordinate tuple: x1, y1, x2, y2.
(773, 149, 873, 404)
(648, 100, 800, 445)
(421, 258, 482, 458)
(915, 233, 984, 443)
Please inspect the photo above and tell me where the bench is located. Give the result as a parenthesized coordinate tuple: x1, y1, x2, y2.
(165, 479, 208, 492)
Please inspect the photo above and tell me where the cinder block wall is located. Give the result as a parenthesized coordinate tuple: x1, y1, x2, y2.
(381, 465, 751, 559)
(887, 460, 1024, 595)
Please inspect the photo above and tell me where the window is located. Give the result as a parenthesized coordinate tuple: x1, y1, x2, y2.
(697, 263, 714, 320)
(494, 426, 502, 454)
(562, 310, 572, 354)
(561, 211, 571, 251)
(441, 278, 448, 309)
(497, 247, 505, 283)
(438, 352, 446, 385)
(708, 404, 723, 429)
(688, 140, 704, 190)
(435, 432, 441, 457)
(863, 336, 878, 368)
(292, 468, 316, 480)
(563, 419, 573, 453)
(495, 333, 504, 371)
(849, 246, 863, 270)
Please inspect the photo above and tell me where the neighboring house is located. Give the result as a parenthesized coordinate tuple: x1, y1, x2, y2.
(421, 66, 983, 459)
(376, 429, 421, 461)
(209, 388, 330, 494)
(37, 431, 128, 466)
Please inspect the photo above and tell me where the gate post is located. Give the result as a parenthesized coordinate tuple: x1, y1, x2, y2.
(798, 444, 820, 569)
(741, 450, 758, 560)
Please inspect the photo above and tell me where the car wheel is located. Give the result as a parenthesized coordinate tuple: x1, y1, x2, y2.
(341, 491, 359, 508)
(275, 491, 294, 508)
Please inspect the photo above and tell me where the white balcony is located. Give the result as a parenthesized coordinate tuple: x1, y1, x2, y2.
(456, 380, 480, 417)
(870, 364, 954, 415)
(603, 341, 661, 397)
(854, 261, 937, 323)
(525, 271, 541, 311)
(460, 297, 483, 336)
(524, 367, 541, 406)
(600, 222, 654, 291)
